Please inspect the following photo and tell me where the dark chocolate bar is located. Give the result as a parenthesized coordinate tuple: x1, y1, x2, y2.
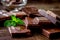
(8, 26, 31, 38)
(7, 19, 32, 38)
(8, 19, 31, 38)
(22, 7, 38, 14)
(37, 17, 52, 28)
(38, 10, 60, 26)
(22, 7, 43, 17)
(25, 17, 52, 28)
(42, 28, 60, 39)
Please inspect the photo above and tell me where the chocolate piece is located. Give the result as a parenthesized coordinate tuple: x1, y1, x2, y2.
(8, 20, 31, 38)
(38, 10, 60, 26)
(25, 17, 52, 28)
(22, 7, 42, 17)
(42, 28, 60, 39)
(25, 17, 42, 33)
(38, 10, 56, 24)
(22, 7, 38, 14)
(16, 11, 27, 19)
(38, 17, 52, 27)
(8, 26, 31, 38)
(25, 17, 40, 28)
(38, 17, 51, 23)
(8, 19, 31, 38)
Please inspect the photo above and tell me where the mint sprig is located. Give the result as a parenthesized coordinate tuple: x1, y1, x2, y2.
(4, 15, 25, 27)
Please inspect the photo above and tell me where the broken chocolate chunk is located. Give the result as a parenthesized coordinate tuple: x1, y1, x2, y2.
(22, 7, 43, 17)
(42, 28, 60, 39)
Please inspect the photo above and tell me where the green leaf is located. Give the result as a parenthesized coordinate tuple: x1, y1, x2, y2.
(16, 18, 25, 25)
(11, 15, 17, 22)
(11, 15, 25, 25)
(4, 20, 16, 27)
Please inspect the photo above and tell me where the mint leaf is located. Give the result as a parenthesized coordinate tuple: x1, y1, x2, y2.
(16, 18, 25, 25)
(4, 20, 16, 27)
(11, 15, 25, 25)
(11, 15, 17, 22)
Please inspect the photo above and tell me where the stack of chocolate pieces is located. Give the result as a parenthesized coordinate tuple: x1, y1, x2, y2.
(22, 7, 52, 28)
(1, 6, 60, 39)
(38, 9, 60, 39)
(22, 7, 53, 35)
(8, 7, 53, 38)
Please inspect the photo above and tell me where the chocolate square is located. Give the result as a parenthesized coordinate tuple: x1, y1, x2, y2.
(42, 28, 60, 39)
(22, 7, 43, 17)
